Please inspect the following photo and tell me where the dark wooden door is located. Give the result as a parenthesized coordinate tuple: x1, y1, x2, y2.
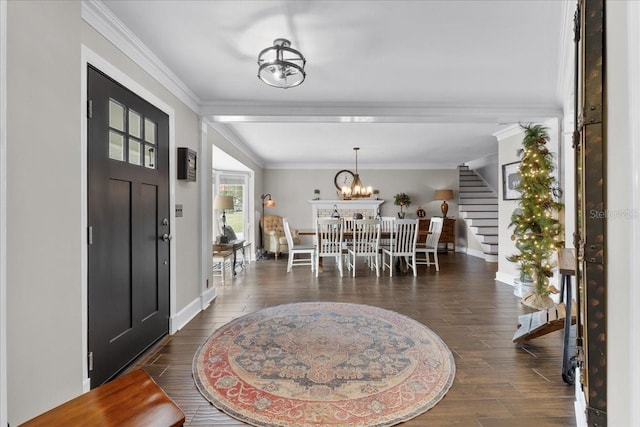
(87, 66, 170, 387)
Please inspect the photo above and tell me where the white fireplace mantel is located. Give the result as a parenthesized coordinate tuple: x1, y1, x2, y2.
(308, 199, 385, 223)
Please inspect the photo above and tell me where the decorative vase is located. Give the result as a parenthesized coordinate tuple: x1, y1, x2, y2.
(397, 212, 405, 219)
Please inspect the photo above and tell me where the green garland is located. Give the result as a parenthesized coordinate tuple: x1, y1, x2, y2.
(507, 124, 564, 296)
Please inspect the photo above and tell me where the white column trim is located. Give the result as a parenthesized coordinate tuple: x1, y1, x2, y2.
(80, 47, 178, 385)
(0, 0, 8, 423)
(628, 1, 640, 424)
(200, 120, 216, 310)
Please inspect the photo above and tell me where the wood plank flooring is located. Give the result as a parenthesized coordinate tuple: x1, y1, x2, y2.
(129, 253, 577, 426)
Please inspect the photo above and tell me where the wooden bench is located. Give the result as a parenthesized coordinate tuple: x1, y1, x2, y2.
(19, 369, 184, 427)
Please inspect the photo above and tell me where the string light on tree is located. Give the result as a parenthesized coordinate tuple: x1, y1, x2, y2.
(507, 124, 564, 310)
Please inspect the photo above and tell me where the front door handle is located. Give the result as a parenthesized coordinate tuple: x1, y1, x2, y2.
(161, 233, 172, 242)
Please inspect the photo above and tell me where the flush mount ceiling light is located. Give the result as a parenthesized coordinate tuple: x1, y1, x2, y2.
(257, 38, 306, 89)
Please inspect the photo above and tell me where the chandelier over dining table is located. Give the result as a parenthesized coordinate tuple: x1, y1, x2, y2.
(342, 147, 373, 199)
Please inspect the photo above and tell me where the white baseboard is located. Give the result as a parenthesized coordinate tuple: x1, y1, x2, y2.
(170, 296, 201, 334)
(201, 286, 216, 310)
(574, 373, 587, 426)
(170, 287, 218, 334)
(83, 378, 91, 393)
(464, 247, 498, 262)
(495, 271, 516, 287)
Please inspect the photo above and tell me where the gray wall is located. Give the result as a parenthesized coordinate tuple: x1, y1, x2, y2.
(7, 1, 84, 422)
(6, 2, 207, 424)
(262, 168, 472, 248)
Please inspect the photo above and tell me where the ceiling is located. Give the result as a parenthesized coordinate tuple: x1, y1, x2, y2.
(99, 0, 570, 170)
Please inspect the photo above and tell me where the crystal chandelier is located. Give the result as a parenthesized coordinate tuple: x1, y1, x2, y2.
(257, 38, 306, 89)
(342, 147, 372, 199)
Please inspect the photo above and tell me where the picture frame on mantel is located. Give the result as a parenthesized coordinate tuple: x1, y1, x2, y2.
(502, 161, 521, 200)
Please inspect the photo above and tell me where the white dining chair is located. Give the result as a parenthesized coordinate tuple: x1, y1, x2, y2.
(315, 218, 343, 277)
(378, 217, 396, 250)
(382, 218, 418, 276)
(283, 218, 316, 273)
(415, 217, 443, 271)
(346, 219, 380, 277)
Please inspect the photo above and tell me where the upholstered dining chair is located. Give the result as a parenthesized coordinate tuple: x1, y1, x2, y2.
(283, 218, 316, 273)
(415, 217, 443, 271)
(382, 218, 419, 277)
(315, 218, 343, 277)
(346, 219, 381, 277)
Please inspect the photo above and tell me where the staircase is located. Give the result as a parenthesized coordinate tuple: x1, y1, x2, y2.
(458, 165, 498, 262)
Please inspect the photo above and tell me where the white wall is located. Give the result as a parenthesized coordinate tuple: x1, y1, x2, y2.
(606, 1, 637, 424)
(495, 126, 525, 285)
(466, 152, 499, 193)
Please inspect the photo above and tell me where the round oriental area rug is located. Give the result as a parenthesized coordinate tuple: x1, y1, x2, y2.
(193, 302, 455, 427)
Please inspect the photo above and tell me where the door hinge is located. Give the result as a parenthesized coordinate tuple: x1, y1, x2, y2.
(572, 129, 582, 150)
(88, 226, 93, 245)
(87, 99, 93, 119)
(583, 104, 602, 125)
(88, 351, 94, 372)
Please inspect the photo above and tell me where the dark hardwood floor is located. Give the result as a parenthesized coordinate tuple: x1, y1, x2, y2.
(129, 253, 576, 426)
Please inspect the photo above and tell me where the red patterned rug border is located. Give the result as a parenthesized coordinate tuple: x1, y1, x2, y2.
(193, 302, 455, 427)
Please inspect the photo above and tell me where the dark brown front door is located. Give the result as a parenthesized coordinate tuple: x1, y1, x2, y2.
(87, 65, 170, 387)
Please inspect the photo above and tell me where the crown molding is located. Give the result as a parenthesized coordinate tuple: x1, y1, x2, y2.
(492, 124, 523, 141)
(557, 0, 576, 104)
(205, 121, 264, 169)
(82, 0, 201, 113)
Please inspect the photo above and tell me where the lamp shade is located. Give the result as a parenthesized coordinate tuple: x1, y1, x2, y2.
(434, 189, 454, 201)
(261, 193, 276, 207)
(213, 195, 234, 210)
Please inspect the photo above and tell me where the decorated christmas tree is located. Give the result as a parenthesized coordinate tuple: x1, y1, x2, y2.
(508, 124, 564, 309)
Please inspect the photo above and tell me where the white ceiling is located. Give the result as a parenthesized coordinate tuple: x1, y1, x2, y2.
(100, 0, 570, 170)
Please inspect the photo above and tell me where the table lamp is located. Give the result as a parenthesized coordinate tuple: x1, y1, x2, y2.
(434, 189, 454, 218)
(214, 195, 234, 229)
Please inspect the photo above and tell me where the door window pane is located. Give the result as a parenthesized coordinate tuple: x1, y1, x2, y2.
(109, 100, 125, 132)
(145, 118, 156, 144)
(129, 139, 142, 165)
(128, 110, 141, 138)
(145, 146, 156, 169)
(109, 131, 125, 161)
